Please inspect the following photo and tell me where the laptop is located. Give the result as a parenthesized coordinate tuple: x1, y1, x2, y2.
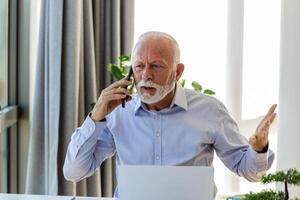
(118, 165, 214, 200)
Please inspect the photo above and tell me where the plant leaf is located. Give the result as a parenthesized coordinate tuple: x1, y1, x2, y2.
(179, 79, 186, 87)
(119, 55, 130, 62)
(107, 63, 117, 72)
(90, 102, 96, 109)
(203, 89, 215, 95)
(129, 82, 135, 93)
(191, 81, 202, 91)
(111, 65, 124, 80)
(242, 190, 284, 200)
(119, 66, 125, 73)
(122, 66, 131, 74)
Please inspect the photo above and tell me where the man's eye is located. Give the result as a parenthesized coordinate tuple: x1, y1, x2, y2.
(152, 64, 162, 68)
(134, 65, 143, 70)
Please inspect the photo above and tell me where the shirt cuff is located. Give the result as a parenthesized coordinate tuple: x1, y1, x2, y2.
(250, 148, 270, 178)
(249, 147, 269, 163)
(74, 114, 107, 147)
(248, 147, 269, 176)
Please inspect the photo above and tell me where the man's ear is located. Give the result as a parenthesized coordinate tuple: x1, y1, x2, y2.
(176, 63, 185, 81)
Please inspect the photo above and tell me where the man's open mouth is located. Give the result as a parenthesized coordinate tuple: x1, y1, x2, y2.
(141, 86, 156, 93)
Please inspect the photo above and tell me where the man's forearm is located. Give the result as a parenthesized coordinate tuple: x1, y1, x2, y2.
(63, 115, 115, 182)
(237, 147, 275, 182)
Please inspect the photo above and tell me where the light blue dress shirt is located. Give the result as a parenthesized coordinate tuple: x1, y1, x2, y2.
(63, 84, 274, 195)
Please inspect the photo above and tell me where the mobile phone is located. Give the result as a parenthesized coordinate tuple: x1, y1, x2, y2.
(122, 67, 133, 108)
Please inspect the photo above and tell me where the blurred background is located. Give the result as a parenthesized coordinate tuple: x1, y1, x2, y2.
(0, 0, 299, 198)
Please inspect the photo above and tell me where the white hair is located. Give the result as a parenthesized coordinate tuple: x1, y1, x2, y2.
(131, 31, 181, 65)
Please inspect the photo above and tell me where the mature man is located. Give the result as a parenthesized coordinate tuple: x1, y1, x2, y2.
(63, 31, 276, 196)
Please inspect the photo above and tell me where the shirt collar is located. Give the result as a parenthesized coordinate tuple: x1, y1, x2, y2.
(134, 83, 188, 115)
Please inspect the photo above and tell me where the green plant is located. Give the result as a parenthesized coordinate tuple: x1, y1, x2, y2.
(242, 190, 285, 200)
(261, 169, 300, 200)
(240, 169, 300, 200)
(107, 55, 132, 81)
(90, 55, 133, 109)
(190, 80, 215, 95)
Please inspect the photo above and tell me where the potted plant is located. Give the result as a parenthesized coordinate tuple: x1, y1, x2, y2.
(228, 168, 300, 200)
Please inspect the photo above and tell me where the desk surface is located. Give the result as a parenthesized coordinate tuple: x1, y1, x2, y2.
(0, 193, 234, 200)
(0, 193, 116, 200)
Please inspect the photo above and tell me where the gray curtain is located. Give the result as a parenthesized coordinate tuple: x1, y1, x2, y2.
(26, 0, 134, 196)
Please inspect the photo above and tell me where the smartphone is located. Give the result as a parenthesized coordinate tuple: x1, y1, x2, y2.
(122, 66, 133, 108)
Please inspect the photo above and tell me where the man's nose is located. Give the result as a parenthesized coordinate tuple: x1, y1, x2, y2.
(141, 65, 153, 80)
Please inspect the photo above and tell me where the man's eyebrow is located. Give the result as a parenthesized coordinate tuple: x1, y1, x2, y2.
(150, 60, 168, 65)
(132, 60, 142, 64)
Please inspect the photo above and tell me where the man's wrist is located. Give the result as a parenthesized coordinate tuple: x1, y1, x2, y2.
(256, 142, 269, 153)
(89, 112, 106, 122)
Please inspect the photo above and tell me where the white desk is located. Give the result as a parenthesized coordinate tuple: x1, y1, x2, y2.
(0, 194, 116, 200)
(0, 193, 236, 200)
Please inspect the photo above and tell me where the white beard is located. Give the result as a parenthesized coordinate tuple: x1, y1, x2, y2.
(136, 77, 176, 104)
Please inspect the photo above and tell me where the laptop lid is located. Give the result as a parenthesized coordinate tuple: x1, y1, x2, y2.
(118, 165, 214, 200)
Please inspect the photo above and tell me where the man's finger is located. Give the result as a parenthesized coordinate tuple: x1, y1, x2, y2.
(106, 94, 127, 101)
(105, 87, 130, 96)
(260, 112, 276, 131)
(255, 122, 269, 136)
(268, 113, 277, 124)
(265, 104, 277, 118)
(256, 115, 276, 139)
(253, 130, 268, 144)
(106, 79, 132, 91)
(259, 104, 277, 126)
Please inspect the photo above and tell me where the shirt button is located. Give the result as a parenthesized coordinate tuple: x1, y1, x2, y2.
(156, 156, 160, 160)
(156, 133, 160, 137)
(89, 126, 93, 131)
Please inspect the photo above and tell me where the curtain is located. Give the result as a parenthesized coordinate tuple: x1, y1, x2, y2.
(26, 0, 134, 196)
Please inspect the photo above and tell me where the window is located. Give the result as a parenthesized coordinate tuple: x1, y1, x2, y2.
(240, 0, 280, 193)
(134, 0, 227, 101)
(135, 0, 281, 196)
(242, 0, 280, 120)
(135, 0, 228, 194)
